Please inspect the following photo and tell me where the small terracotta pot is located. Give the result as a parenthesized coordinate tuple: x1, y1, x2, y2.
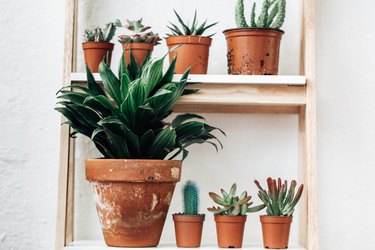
(166, 36, 212, 74)
(82, 42, 114, 73)
(122, 42, 154, 67)
(86, 159, 181, 247)
(214, 215, 247, 248)
(260, 216, 293, 249)
(173, 214, 205, 247)
(223, 28, 284, 75)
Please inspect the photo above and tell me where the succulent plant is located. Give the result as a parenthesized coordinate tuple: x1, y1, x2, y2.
(84, 21, 121, 42)
(166, 10, 218, 37)
(56, 53, 224, 160)
(254, 177, 304, 216)
(182, 181, 199, 215)
(207, 183, 266, 216)
(235, 0, 286, 29)
(117, 19, 161, 45)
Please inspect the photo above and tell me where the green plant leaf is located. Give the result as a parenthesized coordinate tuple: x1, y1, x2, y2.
(99, 62, 122, 106)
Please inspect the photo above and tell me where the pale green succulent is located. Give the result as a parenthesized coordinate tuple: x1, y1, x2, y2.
(117, 19, 161, 45)
(84, 21, 121, 42)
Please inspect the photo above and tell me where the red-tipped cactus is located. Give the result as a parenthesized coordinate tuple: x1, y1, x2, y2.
(254, 178, 304, 216)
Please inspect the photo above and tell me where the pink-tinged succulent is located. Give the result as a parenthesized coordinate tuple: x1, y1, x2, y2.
(116, 18, 161, 45)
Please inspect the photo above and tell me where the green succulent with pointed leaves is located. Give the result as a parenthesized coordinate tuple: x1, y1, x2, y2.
(84, 21, 121, 42)
(207, 183, 266, 216)
(56, 53, 224, 160)
(254, 177, 304, 216)
(166, 10, 218, 37)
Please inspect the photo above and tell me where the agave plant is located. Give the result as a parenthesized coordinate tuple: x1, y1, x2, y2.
(55, 54, 224, 160)
(207, 183, 266, 216)
(84, 20, 121, 42)
(117, 18, 161, 45)
(254, 177, 304, 216)
(166, 10, 218, 37)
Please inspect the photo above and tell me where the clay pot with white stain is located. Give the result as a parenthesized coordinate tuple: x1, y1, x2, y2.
(85, 159, 182, 247)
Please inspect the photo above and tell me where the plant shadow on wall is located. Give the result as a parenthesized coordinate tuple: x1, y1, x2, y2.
(55, 53, 225, 247)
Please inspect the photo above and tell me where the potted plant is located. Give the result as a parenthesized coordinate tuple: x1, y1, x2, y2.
(208, 183, 265, 248)
(166, 10, 218, 74)
(173, 181, 204, 247)
(117, 18, 161, 67)
(82, 21, 120, 72)
(254, 178, 304, 249)
(223, 0, 286, 75)
(55, 54, 224, 247)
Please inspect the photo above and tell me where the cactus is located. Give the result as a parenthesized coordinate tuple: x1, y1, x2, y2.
(84, 21, 121, 42)
(117, 19, 161, 45)
(254, 177, 304, 216)
(183, 181, 199, 215)
(207, 183, 266, 216)
(235, 0, 286, 29)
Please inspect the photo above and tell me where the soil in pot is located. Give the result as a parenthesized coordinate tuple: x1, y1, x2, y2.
(86, 159, 182, 247)
(122, 42, 154, 67)
(82, 42, 114, 73)
(223, 28, 284, 75)
(173, 214, 205, 247)
(260, 216, 293, 249)
(166, 36, 212, 74)
(214, 215, 247, 248)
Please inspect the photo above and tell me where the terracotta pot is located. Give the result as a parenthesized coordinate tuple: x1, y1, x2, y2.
(260, 216, 293, 249)
(173, 214, 205, 247)
(85, 159, 182, 247)
(214, 215, 247, 248)
(122, 42, 154, 67)
(82, 42, 114, 73)
(223, 28, 284, 75)
(166, 36, 212, 74)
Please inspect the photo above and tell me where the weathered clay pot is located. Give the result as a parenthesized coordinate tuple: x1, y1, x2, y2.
(223, 28, 284, 75)
(85, 159, 182, 247)
(122, 42, 154, 67)
(166, 36, 212, 74)
(260, 216, 293, 249)
(173, 214, 205, 247)
(214, 215, 247, 248)
(82, 42, 114, 73)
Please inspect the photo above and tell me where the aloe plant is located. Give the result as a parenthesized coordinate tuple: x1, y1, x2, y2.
(166, 10, 218, 37)
(207, 183, 265, 216)
(182, 181, 199, 215)
(84, 21, 121, 42)
(235, 0, 286, 29)
(254, 177, 304, 216)
(117, 18, 161, 45)
(56, 53, 224, 160)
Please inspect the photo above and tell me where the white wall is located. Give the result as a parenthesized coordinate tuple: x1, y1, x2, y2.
(0, 0, 374, 249)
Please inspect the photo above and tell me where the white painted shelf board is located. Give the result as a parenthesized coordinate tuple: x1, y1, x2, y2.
(71, 73, 306, 86)
(65, 241, 306, 250)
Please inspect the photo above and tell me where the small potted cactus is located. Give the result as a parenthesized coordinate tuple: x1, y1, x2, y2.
(173, 181, 205, 248)
(223, 0, 286, 75)
(166, 10, 218, 74)
(254, 178, 304, 249)
(117, 19, 161, 67)
(208, 183, 265, 248)
(82, 21, 120, 72)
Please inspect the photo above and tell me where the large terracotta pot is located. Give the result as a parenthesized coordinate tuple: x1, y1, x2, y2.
(173, 214, 205, 247)
(223, 28, 284, 75)
(82, 42, 114, 73)
(122, 42, 154, 67)
(260, 216, 293, 249)
(166, 36, 212, 74)
(85, 159, 182, 247)
(214, 215, 247, 248)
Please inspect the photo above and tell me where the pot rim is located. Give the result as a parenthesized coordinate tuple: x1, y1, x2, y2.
(260, 215, 293, 223)
(82, 41, 114, 49)
(166, 35, 212, 46)
(223, 27, 285, 34)
(173, 214, 206, 222)
(121, 42, 155, 50)
(214, 214, 247, 223)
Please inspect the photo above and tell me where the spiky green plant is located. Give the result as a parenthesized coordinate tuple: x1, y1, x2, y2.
(166, 10, 218, 37)
(182, 181, 199, 215)
(55, 53, 224, 160)
(254, 177, 304, 216)
(117, 18, 161, 45)
(84, 21, 121, 42)
(235, 0, 286, 29)
(207, 183, 265, 216)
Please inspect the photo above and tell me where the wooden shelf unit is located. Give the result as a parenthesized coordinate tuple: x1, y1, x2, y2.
(56, 0, 318, 250)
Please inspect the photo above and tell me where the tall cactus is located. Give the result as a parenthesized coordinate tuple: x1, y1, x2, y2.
(183, 181, 199, 215)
